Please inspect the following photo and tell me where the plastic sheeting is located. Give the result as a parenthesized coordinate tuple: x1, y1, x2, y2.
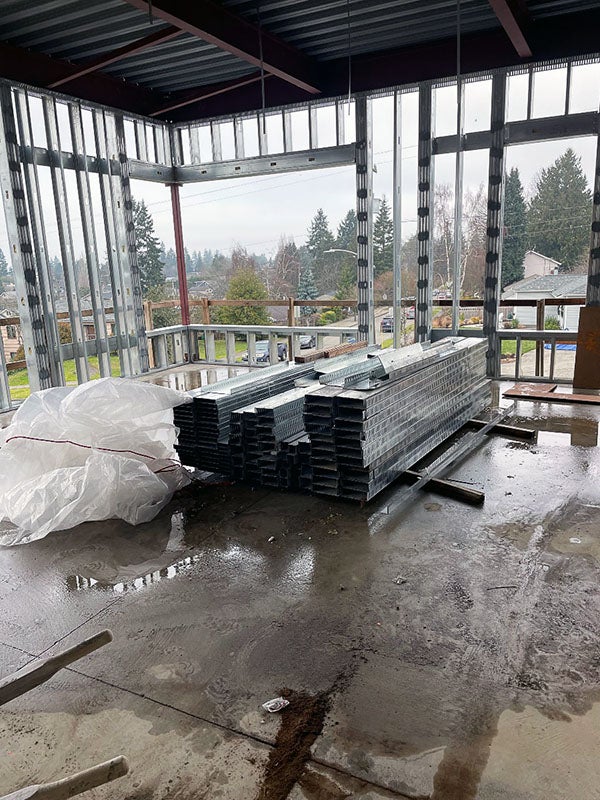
(0, 378, 192, 546)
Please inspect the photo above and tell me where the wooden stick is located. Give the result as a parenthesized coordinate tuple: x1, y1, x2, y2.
(0, 630, 112, 706)
(402, 470, 485, 506)
(1, 755, 128, 800)
(466, 418, 537, 441)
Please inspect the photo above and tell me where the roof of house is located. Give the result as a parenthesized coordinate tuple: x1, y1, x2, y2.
(502, 274, 587, 299)
(524, 250, 561, 265)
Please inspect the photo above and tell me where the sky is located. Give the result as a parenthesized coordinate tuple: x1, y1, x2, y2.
(0, 60, 599, 266)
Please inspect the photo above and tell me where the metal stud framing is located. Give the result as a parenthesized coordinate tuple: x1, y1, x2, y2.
(0, 85, 53, 396)
(355, 96, 375, 344)
(416, 84, 434, 342)
(452, 81, 465, 334)
(392, 91, 402, 349)
(483, 73, 507, 376)
(588, 123, 600, 306)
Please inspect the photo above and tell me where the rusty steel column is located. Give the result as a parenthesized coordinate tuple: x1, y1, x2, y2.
(169, 183, 190, 326)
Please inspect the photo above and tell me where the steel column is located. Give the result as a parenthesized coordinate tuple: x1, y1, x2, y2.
(355, 96, 375, 344)
(0, 85, 53, 393)
(114, 114, 149, 373)
(416, 84, 434, 342)
(42, 96, 90, 382)
(483, 73, 507, 377)
(392, 91, 403, 348)
(170, 183, 191, 327)
(452, 80, 465, 334)
(587, 124, 600, 306)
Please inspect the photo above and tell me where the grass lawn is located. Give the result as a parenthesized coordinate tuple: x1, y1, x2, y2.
(196, 338, 250, 361)
(501, 339, 537, 356)
(9, 354, 122, 401)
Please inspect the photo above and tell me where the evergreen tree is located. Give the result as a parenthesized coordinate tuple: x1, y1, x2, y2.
(0, 248, 8, 285)
(373, 195, 394, 276)
(297, 259, 319, 316)
(306, 208, 334, 292)
(336, 209, 357, 250)
(502, 168, 527, 289)
(133, 199, 164, 294)
(334, 209, 357, 296)
(526, 148, 592, 271)
(217, 268, 270, 326)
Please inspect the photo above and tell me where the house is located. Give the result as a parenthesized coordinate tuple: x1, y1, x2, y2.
(0, 308, 21, 362)
(502, 274, 587, 329)
(522, 250, 561, 279)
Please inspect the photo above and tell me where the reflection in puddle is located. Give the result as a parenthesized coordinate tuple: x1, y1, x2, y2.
(67, 553, 204, 594)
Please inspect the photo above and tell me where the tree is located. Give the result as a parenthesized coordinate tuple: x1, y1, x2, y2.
(0, 249, 9, 287)
(306, 208, 334, 292)
(502, 168, 528, 289)
(272, 237, 300, 297)
(217, 268, 270, 326)
(333, 209, 357, 297)
(373, 195, 393, 276)
(297, 259, 318, 316)
(133, 199, 165, 294)
(526, 148, 592, 271)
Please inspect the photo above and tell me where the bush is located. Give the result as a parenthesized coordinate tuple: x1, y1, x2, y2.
(319, 310, 337, 325)
(544, 315, 561, 330)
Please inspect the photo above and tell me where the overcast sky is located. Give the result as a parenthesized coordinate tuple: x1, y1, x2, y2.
(1, 61, 599, 266)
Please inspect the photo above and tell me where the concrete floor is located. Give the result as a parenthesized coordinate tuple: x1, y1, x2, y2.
(1, 392, 600, 799)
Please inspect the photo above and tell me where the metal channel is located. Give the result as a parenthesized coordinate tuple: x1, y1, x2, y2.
(211, 121, 222, 162)
(283, 111, 292, 152)
(233, 117, 245, 160)
(336, 101, 346, 147)
(113, 114, 149, 373)
(42, 95, 90, 382)
(588, 120, 600, 306)
(14, 89, 63, 386)
(68, 102, 112, 377)
(483, 73, 507, 377)
(189, 125, 201, 164)
(392, 91, 402, 348)
(0, 85, 53, 392)
(452, 80, 465, 334)
(135, 120, 148, 162)
(416, 84, 434, 342)
(355, 96, 375, 344)
(93, 110, 133, 376)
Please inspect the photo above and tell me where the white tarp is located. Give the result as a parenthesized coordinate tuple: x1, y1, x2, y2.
(0, 378, 191, 546)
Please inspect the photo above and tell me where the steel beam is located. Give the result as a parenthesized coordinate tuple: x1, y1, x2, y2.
(488, 0, 532, 58)
(48, 26, 182, 89)
(355, 97, 375, 344)
(121, 0, 320, 95)
(588, 123, 600, 306)
(0, 85, 54, 393)
(483, 73, 507, 377)
(150, 74, 268, 117)
(416, 84, 434, 342)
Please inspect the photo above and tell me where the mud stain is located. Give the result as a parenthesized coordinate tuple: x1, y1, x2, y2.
(256, 689, 329, 800)
(298, 770, 350, 799)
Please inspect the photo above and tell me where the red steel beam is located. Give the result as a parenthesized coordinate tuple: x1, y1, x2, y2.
(150, 72, 271, 117)
(169, 183, 190, 327)
(48, 26, 183, 89)
(121, 0, 320, 94)
(488, 0, 532, 58)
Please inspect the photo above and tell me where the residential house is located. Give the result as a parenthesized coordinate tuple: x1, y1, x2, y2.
(0, 308, 21, 362)
(522, 250, 561, 279)
(502, 274, 587, 329)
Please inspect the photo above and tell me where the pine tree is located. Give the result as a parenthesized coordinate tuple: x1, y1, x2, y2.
(333, 209, 357, 296)
(373, 195, 394, 276)
(297, 257, 319, 316)
(0, 248, 8, 284)
(133, 199, 165, 294)
(502, 168, 527, 289)
(336, 209, 357, 250)
(306, 208, 334, 292)
(526, 148, 592, 271)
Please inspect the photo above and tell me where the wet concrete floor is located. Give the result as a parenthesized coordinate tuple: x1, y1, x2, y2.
(1, 392, 600, 799)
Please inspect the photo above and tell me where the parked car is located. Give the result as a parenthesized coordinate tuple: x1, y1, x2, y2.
(299, 334, 316, 349)
(241, 340, 287, 363)
(380, 316, 394, 333)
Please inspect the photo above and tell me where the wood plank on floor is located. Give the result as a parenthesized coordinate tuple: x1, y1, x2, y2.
(504, 382, 600, 405)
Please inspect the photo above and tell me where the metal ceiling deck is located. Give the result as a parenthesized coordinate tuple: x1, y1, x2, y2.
(0, 0, 599, 121)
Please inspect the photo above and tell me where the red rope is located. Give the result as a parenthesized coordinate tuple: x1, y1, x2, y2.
(4, 434, 180, 469)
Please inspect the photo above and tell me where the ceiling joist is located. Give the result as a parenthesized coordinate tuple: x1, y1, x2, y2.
(121, 0, 321, 95)
(488, 0, 532, 58)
